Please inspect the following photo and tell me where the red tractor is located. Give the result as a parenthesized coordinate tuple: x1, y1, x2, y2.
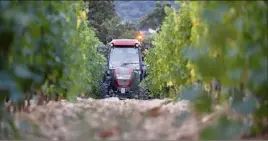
(100, 39, 149, 99)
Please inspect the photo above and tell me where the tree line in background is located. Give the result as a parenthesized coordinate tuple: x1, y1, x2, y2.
(86, 0, 171, 44)
(139, 1, 172, 30)
(86, 0, 137, 44)
(87, 0, 171, 58)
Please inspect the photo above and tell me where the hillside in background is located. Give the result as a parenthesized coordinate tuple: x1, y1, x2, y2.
(114, 1, 178, 26)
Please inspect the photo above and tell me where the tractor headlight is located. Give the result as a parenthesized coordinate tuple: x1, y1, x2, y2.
(134, 70, 141, 74)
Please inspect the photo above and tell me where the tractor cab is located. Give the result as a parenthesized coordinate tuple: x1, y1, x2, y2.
(108, 39, 143, 71)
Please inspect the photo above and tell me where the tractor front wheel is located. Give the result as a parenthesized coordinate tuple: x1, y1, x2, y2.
(100, 81, 109, 98)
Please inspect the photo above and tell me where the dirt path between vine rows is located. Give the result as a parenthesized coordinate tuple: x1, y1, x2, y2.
(12, 97, 253, 140)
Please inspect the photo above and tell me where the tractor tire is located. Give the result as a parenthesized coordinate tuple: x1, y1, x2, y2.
(100, 81, 109, 99)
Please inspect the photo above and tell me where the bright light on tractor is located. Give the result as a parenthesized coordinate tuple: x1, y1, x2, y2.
(137, 35, 143, 40)
(136, 32, 144, 41)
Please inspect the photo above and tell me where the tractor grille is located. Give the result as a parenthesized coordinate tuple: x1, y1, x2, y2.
(117, 79, 130, 86)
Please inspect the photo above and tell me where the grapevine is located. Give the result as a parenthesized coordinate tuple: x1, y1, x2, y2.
(145, 1, 268, 137)
(0, 1, 104, 138)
